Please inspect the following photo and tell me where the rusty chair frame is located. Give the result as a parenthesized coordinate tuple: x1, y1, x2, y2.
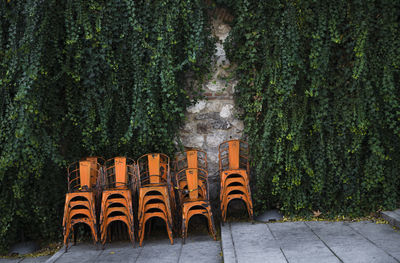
(174, 149, 216, 244)
(63, 158, 104, 251)
(219, 140, 253, 223)
(99, 157, 136, 248)
(137, 153, 174, 246)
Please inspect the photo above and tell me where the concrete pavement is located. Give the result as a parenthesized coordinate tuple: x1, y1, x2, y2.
(221, 221, 400, 263)
(45, 233, 221, 263)
(3, 219, 400, 263)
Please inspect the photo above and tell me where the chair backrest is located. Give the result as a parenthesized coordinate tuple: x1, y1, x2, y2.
(137, 153, 170, 187)
(176, 168, 208, 201)
(175, 149, 209, 200)
(104, 157, 136, 189)
(85, 156, 105, 187)
(174, 149, 207, 173)
(67, 160, 99, 192)
(218, 140, 249, 172)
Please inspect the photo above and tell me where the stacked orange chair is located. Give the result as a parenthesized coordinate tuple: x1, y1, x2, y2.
(85, 157, 105, 211)
(175, 149, 216, 243)
(99, 157, 136, 248)
(219, 140, 253, 222)
(63, 159, 101, 251)
(137, 153, 174, 246)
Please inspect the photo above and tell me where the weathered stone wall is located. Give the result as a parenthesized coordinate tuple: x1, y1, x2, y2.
(179, 10, 243, 204)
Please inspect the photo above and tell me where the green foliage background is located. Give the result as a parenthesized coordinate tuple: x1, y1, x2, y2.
(221, 0, 400, 217)
(0, 0, 214, 252)
(1, 0, 400, 253)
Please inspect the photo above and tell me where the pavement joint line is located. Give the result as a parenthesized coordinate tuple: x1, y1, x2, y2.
(176, 239, 183, 263)
(91, 246, 105, 263)
(133, 243, 143, 263)
(265, 223, 289, 263)
(346, 222, 400, 263)
(303, 221, 344, 263)
(228, 222, 238, 263)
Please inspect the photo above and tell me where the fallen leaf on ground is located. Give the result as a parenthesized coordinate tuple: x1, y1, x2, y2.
(313, 210, 322, 217)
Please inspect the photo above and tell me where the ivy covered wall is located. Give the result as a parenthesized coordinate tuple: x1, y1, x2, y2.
(0, 0, 214, 252)
(221, 0, 400, 217)
(1, 0, 400, 253)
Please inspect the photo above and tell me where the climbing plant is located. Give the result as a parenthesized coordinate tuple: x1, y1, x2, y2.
(0, 0, 214, 252)
(222, 0, 400, 217)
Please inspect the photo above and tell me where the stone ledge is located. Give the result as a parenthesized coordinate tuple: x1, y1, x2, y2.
(45, 245, 65, 263)
(381, 209, 400, 229)
(220, 223, 237, 263)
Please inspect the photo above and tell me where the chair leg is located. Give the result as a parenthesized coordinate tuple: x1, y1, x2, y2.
(184, 215, 190, 239)
(139, 223, 144, 247)
(89, 222, 98, 244)
(64, 227, 70, 252)
(129, 225, 135, 248)
(207, 209, 217, 240)
(181, 218, 186, 244)
(166, 220, 174, 245)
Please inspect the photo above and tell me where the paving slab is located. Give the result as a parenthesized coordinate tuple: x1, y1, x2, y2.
(229, 222, 287, 263)
(95, 242, 140, 263)
(305, 221, 398, 263)
(20, 256, 51, 262)
(0, 256, 50, 263)
(0, 259, 22, 263)
(51, 243, 100, 263)
(44, 234, 221, 263)
(221, 221, 400, 263)
(179, 235, 221, 263)
(135, 239, 181, 263)
(348, 221, 400, 261)
(268, 222, 340, 263)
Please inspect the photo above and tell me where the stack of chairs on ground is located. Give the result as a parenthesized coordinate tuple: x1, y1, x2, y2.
(63, 157, 104, 251)
(99, 157, 136, 248)
(137, 153, 174, 246)
(219, 140, 253, 223)
(174, 149, 216, 243)
(62, 142, 253, 248)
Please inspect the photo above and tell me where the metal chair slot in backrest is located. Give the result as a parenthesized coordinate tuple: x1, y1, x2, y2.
(228, 141, 240, 170)
(115, 157, 127, 188)
(148, 154, 160, 184)
(86, 157, 99, 187)
(79, 161, 91, 189)
(187, 150, 198, 169)
(186, 169, 199, 200)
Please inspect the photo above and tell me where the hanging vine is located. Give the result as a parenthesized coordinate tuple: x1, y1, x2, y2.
(223, 0, 400, 217)
(0, 0, 214, 252)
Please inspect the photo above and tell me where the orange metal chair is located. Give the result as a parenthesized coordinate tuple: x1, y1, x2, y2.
(99, 157, 136, 248)
(137, 153, 174, 246)
(63, 159, 102, 251)
(219, 140, 253, 222)
(174, 149, 216, 243)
